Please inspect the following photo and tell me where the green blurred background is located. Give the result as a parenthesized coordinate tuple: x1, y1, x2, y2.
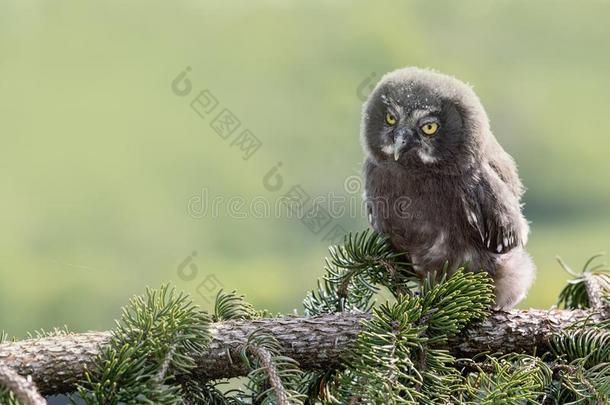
(1, 0, 609, 337)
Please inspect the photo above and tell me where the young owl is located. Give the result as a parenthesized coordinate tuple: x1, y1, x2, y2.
(361, 67, 535, 310)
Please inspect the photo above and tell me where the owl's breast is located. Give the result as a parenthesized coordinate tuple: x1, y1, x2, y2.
(365, 164, 460, 228)
(364, 163, 482, 271)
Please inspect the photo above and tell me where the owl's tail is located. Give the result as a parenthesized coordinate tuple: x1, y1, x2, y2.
(491, 248, 536, 310)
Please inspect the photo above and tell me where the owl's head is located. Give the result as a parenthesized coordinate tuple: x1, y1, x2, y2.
(361, 67, 491, 171)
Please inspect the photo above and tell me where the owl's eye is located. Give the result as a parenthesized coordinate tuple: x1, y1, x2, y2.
(385, 113, 397, 126)
(420, 122, 439, 135)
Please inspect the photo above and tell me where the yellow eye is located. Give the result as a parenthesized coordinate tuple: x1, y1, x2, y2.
(421, 122, 439, 135)
(385, 113, 397, 126)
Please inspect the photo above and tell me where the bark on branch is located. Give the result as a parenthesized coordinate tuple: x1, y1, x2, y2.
(0, 364, 45, 405)
(0, 305, 608, 396)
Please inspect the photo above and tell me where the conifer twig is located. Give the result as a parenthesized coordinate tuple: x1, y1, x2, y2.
(248, 345, 290, 405)
(583, 272, 603, 309)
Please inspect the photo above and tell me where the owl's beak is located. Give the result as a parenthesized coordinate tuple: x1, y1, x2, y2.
(393, 129, 411, 161)
(393, 147, 402, 161)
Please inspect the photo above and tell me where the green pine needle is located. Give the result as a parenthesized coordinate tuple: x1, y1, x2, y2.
(214, 289, 257, 321)
(332, 270, 494, 404)
(459, 354, 552, 404)
(303, 230, 418, 316)
(76, 284, 212, 404)
(420, 269, 494, 341)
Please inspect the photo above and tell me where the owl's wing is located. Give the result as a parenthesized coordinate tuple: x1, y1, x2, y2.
(363, 158, 381, 232)
(485, 136, 525, 199)
(464, 176, 524, 254)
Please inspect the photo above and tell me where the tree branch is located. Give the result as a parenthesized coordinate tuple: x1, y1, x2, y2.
(0, 305, 607, 396)
(0, 364, 46, 405)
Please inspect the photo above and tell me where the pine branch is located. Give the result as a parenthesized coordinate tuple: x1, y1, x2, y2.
(0, 364, 45, 405)
(1, 235, 608, 401)
(0, 305, 608, 396)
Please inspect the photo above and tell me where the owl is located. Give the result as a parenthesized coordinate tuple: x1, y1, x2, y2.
(361, 67, 535, 310)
